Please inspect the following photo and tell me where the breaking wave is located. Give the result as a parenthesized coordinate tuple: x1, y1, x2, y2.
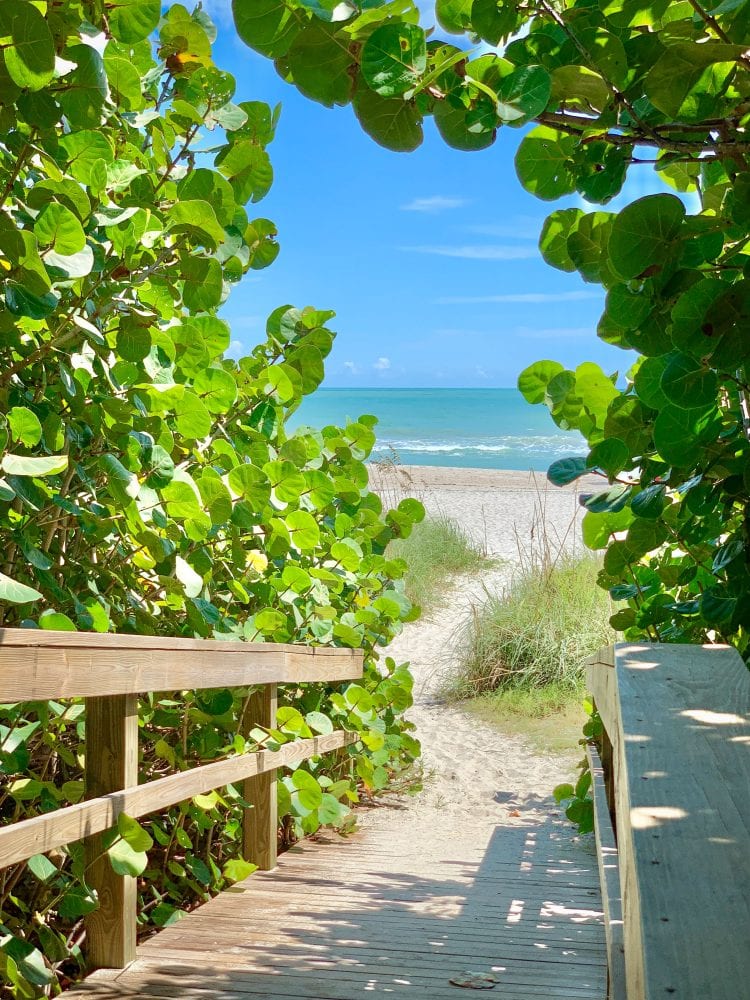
(371, 435, 585, 457)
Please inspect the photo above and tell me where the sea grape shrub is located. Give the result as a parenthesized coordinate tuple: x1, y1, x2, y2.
(0, 3, 422, 994)
(518, 190, 750, 653)
(236, 0, 750, 655)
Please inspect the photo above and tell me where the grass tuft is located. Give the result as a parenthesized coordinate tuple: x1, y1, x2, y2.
(465, 682, 587, 756)
(390, 516, 491, 614)
(450, 554, 614, 697)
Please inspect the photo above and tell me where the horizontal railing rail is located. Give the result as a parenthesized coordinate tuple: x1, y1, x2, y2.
(0, 628, 363, 971)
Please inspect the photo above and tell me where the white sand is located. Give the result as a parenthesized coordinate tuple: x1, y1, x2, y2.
(361, 464, 600, 846)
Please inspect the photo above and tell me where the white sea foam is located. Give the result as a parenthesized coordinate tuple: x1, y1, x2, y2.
(371, 435, 584, 456)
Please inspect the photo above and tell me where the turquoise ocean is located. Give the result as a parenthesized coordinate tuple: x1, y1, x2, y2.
(290, 389, 586, 472)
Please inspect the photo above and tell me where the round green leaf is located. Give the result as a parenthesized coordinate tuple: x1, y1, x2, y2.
(608, 194, 685, 280)
(108, 0, 161, 43)
(361, 24, 427, 98)
(286, 21, 354, 107)
(587, 438, 629, 476)
(107, 836, 148, 877)
(496, 65, 551, 125)
(582, 506, 634, 549)
(8, 407, 42, 447)
(653, 404, 718, 466)
(433, 99, 496, 151)
(539, 209, 583, 272)
(0, 1, 55, 91)
(290, 768, 323, 810)
(631, 484, 666, 519)
(471, 0, 518, 45)
(223, 858, 257, 882)
(232, 0, 302, 57)
(517, 360, 565, 404)
(287, 509, 320, 551)
(227, 464, 271, 508)
(174, 391, 212, 440)
(194, 368, 238, 413)
(39, 610, 76, 631)
(0, 572, 43, 604)
(436, 0, 473, 33)
(660, 353, 718, 410)
(581, 484, 631, 513)
(34, 203, 86, 256)
(196, 688, 234, 716)
(117, 812, 153, 852)
(547, 456, 588, 486)
(515, 126, 577, 201)
(353, 87, 423, 152)
(305, 711, 334, 735)
(633, 355, 670, 411)
(1, 454, 68, 477)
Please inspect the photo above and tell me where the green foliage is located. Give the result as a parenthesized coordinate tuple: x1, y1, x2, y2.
(451, 555, 614, 697)
(388, 515, 489, 613)
(236, 2, 750, 656)
(0, 4, 422, 995)
(233, 0, 750, 656)
(237, 0, 750, 850)
(553, 698, 603, 836)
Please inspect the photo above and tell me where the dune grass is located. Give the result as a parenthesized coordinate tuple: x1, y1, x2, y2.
(449, 554, 614, 698)
(465, 682, 588, 756)
(390, 515, 491, 614)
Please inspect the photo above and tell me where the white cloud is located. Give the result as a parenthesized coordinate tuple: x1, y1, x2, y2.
(475, 366, 489, 379)
(342, 360, 361, 375)
(402, 244, 537, 260)
(227, 339, 243, 358)
(373, 356, 391, 371)
(401, 195, 468, 213)
(436, 290, 601, 304)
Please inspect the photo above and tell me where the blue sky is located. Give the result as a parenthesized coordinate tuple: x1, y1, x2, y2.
(200, 1, 677, 388)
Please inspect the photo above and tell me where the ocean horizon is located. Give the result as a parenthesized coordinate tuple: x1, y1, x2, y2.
(289, 388, 587, 472)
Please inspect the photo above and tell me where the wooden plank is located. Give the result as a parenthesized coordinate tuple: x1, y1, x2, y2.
(587, 743, 625, 1000)
(243, 684, 278, 870)
(80, 964, 605, 995)
(0, 731, 357, 869)
(0, 629, 362, 701)
(593, 642, 750, 1000)
(0, 628, 356, 653)
(585, 644, 617, 739)
(66, 816, 606, 1000)
(84, 696, 139, 970)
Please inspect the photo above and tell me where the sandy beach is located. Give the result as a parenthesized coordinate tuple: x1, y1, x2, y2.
(361, 462, 601, 858)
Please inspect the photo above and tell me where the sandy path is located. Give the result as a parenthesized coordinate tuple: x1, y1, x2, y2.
(360, 464, 600, 857)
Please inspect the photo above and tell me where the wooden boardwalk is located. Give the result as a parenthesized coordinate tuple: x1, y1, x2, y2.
(74, 815, 607, 999)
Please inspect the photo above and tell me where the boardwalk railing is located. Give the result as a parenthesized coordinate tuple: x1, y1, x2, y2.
(586, 642, 750, 1000)
(0, 629, 363, 971)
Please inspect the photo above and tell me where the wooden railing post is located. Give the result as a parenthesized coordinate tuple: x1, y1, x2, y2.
(242, 684, 277, 870)
(84, 694, 139, 969)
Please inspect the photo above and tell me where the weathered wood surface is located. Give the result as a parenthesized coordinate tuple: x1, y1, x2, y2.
(84, 696, 139, 969)
(0, 732, 357, 870)
(242, 684, 278, 871)
(587, 743, 625, 1000)
(73, 818, 606, 999)
(0, 628, 363, 700)
(587, 642, 750, 1000)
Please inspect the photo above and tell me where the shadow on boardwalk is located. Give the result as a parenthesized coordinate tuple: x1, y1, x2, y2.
(76, 803, 606, 1000)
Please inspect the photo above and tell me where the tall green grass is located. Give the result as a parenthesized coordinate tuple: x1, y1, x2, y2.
(390, 516, 490, 614)
(450, 554, 614, 697)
